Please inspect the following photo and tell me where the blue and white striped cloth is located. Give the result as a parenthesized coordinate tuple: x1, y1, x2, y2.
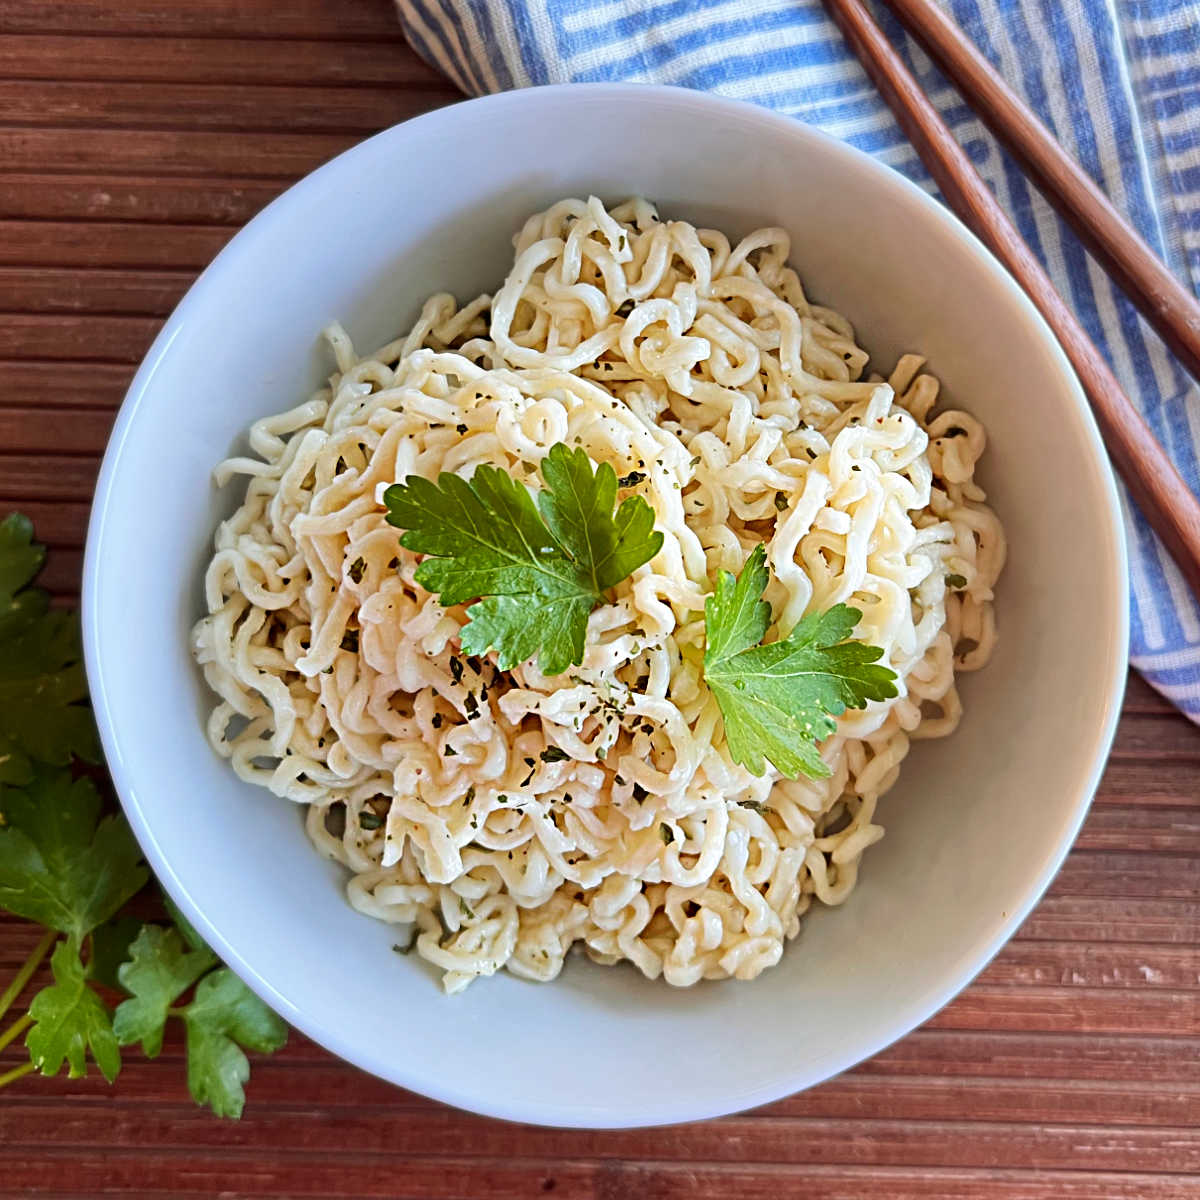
(396, 0, 1200, 722)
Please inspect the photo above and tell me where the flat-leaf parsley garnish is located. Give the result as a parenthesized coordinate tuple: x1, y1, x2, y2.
(0, 515, 286, 1117)
(703, 544, 898, 780)
(383, 442, 663, 675)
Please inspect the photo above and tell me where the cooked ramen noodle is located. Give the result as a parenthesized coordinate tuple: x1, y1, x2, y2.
(193, 197, 1005, 992)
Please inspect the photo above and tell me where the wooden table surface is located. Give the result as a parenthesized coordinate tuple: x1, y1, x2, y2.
(1, 2, 1198, 1196)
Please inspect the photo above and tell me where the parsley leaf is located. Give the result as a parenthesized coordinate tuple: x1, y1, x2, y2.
(0, 767, 148, 941)
(383, 443, 662, 674)
(183, 969, 288, 1119)
(88, 915, 144, 991)
(113, 925, 217, 1057)
(0, 514, 98, 784)
(26, 939, 121, 1082)
(703, 545, 898, 779)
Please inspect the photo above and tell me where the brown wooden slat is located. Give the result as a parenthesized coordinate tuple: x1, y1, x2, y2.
(0, 498, 91, 544)
(1075, 802, 1200, 853)
(863, 1028, 1200, 1084)
(1018, 895, 1200, 944)
(0, 80, 461, 134)
(0, 456, 99, 501)
(977, 940, 1200, 990)
(1109, 707, 1200, 757)
(0, 128, 360, 178)
(2, 1105, 1199, 1174)
(0, 221, 231, 268)
(26, 543, 84, 593)
(0, 267, 194, 314)
(0, 1153, 1194, 1200)
(1123, 669, 1178, 713)
(0, 0, 402, 38)
(1091, 757, 1200, 802)
(1050, 848, 1200, 901)
(0, 175, 284, 225)
(0, 314, 162, 361)
(0, 406, 115, 454)
(2, 1035, 1195, 1128)
(0, 34, 449, 86)
(928, 984, 1197, 1036)
(0, 360, 133, 407)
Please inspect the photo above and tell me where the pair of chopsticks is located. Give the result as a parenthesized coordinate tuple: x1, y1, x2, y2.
(823, 0, 1200, 598)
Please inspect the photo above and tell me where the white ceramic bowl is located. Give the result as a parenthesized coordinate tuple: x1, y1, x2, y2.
(84, 83, 1128, 1128)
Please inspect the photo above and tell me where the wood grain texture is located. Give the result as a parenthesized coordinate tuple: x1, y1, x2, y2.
(1, 6, 1198, 1197)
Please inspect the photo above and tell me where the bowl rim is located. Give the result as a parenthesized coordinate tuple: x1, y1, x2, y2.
(82, 80, 1130, 1128)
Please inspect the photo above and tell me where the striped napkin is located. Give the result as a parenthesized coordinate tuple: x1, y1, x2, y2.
(395, 0, 1200, 722)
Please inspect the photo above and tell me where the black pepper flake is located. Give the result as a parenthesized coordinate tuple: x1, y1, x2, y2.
(614, 774, 627, 787)
(659, 823, 674, 845)
(466, 656, 482, 675)
(690, 454, 702, 468)
(449, 656, 464, 684)
(774, 492, 789, 512)
(464, 692, 479, 715)
(945, 573, 968, 590)
(738, 799, 770, 815)
(632, 783, 648, 803)
(617, 469, 646, 488)
(347, 556, 366, 584)
(806, 448, 817, 460)
(540, 747, 569, 763)
(456, 423, 468, 434)
(444, 745, 457, 756)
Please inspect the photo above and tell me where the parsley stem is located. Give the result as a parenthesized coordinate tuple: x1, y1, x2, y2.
(0, 1013, 32, 1055)
(0, 1061, 36, 1091)
(0, 929, 57, 1025)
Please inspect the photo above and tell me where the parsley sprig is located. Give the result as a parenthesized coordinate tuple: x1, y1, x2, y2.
(384, 443, 662, 674)
(703, 545, 899, 779)
(0, 515, 286, 1116)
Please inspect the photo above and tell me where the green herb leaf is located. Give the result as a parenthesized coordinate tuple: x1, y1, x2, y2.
(88, 915, 144, 990)
(703, 545, 898, 779)
(162, 892, 209, 953)
(183, 968, 288, 1119)
(113, 925, 217, 1058)
(383, 443, 662, 675)
(0, 515, 99, 784)
(0, 767, 148, 940)
(26, 938, 121, 1082)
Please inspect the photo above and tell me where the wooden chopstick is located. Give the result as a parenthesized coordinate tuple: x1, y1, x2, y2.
(823, 0, 1200, 600)
(877, 0, 1200, 387)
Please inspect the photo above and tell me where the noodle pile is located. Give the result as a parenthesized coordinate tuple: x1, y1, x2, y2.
(193, 197, 1005, 992)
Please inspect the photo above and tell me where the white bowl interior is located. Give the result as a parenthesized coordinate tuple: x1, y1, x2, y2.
(84, 85, 1127, 1127)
